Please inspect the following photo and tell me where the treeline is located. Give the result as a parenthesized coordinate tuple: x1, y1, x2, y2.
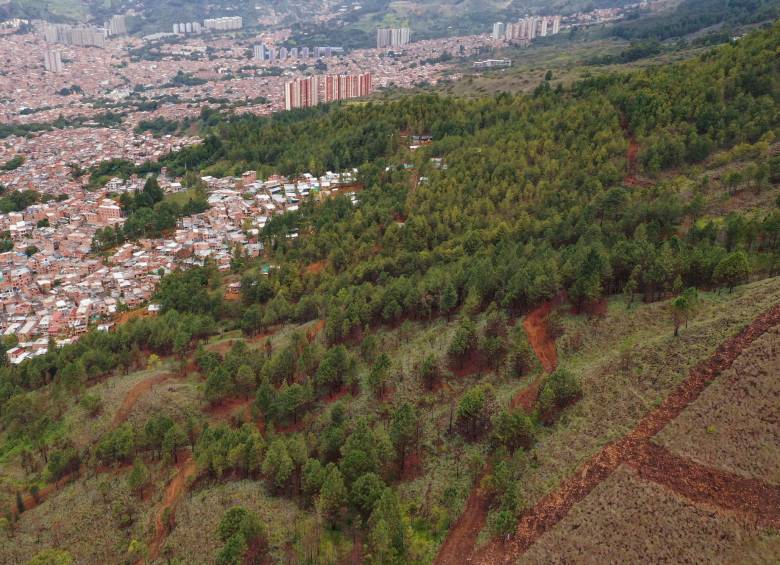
(158, 97, 456, 178)
(157, 23, 780, 348)
(0, 111, 126, 141)
(86, 158, 161, 190)
(613, 0, 780, 41)
(0, 189, 68, 215)
(587, 41, 664, 65)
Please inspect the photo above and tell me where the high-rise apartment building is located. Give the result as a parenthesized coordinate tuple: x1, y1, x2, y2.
(284, 76, 320, 111)
(492, 22, 506, 41)
(173, 22, 202, 34)
(106, 15, 127, 37)
(551, 16, 561, 35)
(324, 73, 373, 102)
(376, 28, 411, 49)
(203, 16, 242, 31)
(44, 24, 106, 47)
(500, 16, 562, 42)
(253, 44, 269, 61)
(43, 50, 63, 73)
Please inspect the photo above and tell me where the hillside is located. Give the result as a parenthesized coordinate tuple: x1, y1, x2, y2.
(2, 20, 780, 565)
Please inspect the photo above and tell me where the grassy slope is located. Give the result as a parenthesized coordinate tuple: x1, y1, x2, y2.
(2, 276, 779, 563)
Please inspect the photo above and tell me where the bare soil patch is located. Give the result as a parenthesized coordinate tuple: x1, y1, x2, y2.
(113, 372, 175, 427)
(434, 471, 490, 565)
(147, 452, 197, 562)
(305, 260, 327, 275)
(628, 442, 780, 528)
(511, 299, 559, 412)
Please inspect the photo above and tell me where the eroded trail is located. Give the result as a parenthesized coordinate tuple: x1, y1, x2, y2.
(113, 372, 174, 426)
(511, 300, 558, 412)
(147, 453, 197, 562)
(433, 471, 490, 565)
(436, 301, 558, 564)
(627, 442, 780, 528)
(475, 302, 780, 564)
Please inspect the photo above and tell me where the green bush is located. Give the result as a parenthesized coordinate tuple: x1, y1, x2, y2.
(538, 368, 581, 421)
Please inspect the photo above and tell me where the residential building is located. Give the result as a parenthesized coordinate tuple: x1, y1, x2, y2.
(43, 50, 63, 73)
(377, 28, 411, 49)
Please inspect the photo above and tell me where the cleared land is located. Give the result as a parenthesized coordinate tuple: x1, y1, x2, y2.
(472, 277, 780, 563)
(656, 326, 780, 485)
(520, 466, 780, 564)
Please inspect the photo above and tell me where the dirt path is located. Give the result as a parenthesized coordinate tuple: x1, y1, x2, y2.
(474, 302, 780, 564)
(146, 453, 197, 562)
(511, 300, 559, 412)
(433, 471, 491, 565)
(621, 116, 652, 188)
(113, 372, 175, 427)
(436, 301, 561, 564)
(628, 442, 780, 528)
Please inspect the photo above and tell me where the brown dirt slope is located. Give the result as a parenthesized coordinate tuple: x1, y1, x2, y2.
(113, 372, 174, 426)
(510, 299, 559, 412)
(147, 453, 197, 562)
(475, 302, 780, 564)
(433, 471, 490, 565)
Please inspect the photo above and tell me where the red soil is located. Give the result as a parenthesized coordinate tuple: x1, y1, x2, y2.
(146, 453, 197, 562)
(205, 397, 253, 423)
(628, 442, 780, 529)
(474, 302, 780, 564)
(400, 451, 423, 482)
(307, 319, 326, 343)
(436, 299, 561, 564)
(434, 471, 491, 565)
(510, 299, 559, 412)
(10, 472, 77, 517)
(223, 290, 241, 301)
(115, 307, 154, 326)
(523, 301, 558, 373)
(621, 119, 653, 188)
(449, 350, 490, 378)
(113, 373, 174, 427)
(305, 260, 327, 275)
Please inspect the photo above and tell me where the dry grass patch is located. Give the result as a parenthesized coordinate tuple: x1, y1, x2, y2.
(521, 465, 778, 564)
(656, 325, 780, 485)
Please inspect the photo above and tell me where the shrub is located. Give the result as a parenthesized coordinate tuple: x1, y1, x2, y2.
(491, 410, 535, 451)
(538, 368, 581, 421)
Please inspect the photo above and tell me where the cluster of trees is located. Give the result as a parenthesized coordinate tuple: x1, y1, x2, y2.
(185, 25, 780, 345)
(215, 507, 266, 565)
(86, 158, 161, 190)
(0, 308, 216, 448)
(92, 176, 208, 251)
(95, 414, 189, 466)
(1, 155, 25, 171)
(134, 117, 181, 136)
(613, 0, 780, 41)
(159, 96, 452, 178)
(0, 189, 39, 214)
(195, 400, 419, 561)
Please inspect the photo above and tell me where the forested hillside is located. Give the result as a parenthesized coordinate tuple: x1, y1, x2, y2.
(2, 21, 780, 565)
(164, 23, 780, 343)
